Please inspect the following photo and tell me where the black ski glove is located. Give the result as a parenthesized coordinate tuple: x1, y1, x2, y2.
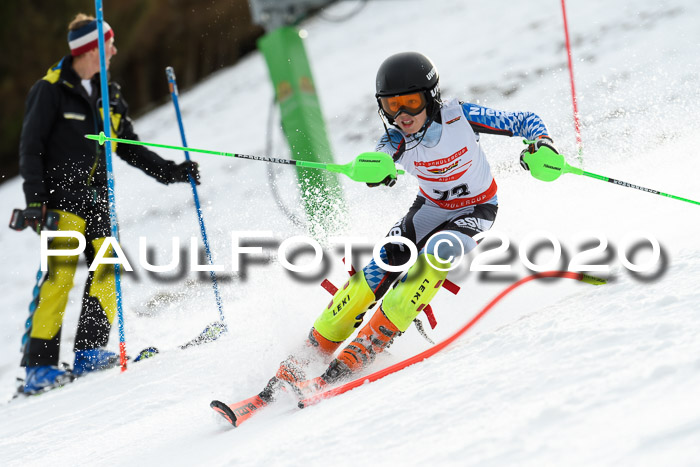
(366, 175, 397, 188)
(519, 136, 558, 171)
(170, 160, 200, 185)
(24, 202, 48, 234)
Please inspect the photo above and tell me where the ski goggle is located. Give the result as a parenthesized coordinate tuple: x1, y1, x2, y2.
(379, 92, 427, 118)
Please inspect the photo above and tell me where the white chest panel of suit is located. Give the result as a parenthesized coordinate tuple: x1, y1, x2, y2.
(397, 100, 497, 209)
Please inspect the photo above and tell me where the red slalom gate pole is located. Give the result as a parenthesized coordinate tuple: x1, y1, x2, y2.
(300, 271, 603, 407)
(561, 0, 584, 163)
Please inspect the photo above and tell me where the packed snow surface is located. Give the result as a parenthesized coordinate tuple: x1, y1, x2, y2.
(1, 0, 699, 465)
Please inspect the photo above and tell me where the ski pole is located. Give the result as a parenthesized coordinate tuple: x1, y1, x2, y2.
(94, 0, 128, 371)
(522, 142, 700, 206)
(166, 66, 227, 334)
(21, 265, 44, 354)
(85, 132, 405, 184)
(9, 209, 59, 359)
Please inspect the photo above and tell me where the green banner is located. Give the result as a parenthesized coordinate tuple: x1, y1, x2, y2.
(258, 26, 346, 238)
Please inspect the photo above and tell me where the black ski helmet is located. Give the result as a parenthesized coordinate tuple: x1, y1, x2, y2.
(375, 52, 441, 124)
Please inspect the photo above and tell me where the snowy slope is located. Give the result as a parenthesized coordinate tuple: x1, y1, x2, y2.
(2, 0, 700, 465)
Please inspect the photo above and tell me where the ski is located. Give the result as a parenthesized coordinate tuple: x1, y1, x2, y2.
(211, 272, 604, 426)
(298, 373, 372, 408)
(210, 394, 269, 427)
(14, 378, 76, 399)
(210, 375, 330, 427)
(210, 375, 282, 427)
(12, 347, 159, 400)
(12, 363, 76, 400)
(133, 346, 159, 362)
(180, 321, 227, 349)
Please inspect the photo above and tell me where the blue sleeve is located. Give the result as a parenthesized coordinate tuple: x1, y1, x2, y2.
(461, 102, 549, 140)
(374, 128, 406, 162)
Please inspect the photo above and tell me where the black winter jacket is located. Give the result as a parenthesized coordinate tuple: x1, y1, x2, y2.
(19, 55, 177, 221)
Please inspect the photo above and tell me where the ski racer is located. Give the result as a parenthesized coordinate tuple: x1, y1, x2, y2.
(266, 51, 558, 399)
(16, 13, 200, 394)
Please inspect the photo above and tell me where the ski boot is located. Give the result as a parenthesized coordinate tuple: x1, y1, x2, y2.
(260, 328, 341, 402)
(324, 253, 448, 379)
(73, 348, 119, 376)
(23, 365, 75, 395)
(271, 269, 378, 389)
(273, 309, 400, 402)
(333, 305, 399, 376)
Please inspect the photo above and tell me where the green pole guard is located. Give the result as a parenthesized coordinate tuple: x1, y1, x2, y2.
(522, 140, 699, 205)
(521, 142, 582, 182)
(258, 26, 346, 237)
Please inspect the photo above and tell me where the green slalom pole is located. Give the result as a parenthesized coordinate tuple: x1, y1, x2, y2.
(86, 132, 403, 184)
(522, 141, 700, 206)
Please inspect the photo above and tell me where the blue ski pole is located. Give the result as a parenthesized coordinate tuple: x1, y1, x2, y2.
(95, 0, 128, 370)
(166, 67, 227, 342)
(21, 266, 45, 354)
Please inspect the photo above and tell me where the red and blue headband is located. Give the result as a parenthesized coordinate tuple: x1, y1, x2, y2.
(67, 20, 114, 56)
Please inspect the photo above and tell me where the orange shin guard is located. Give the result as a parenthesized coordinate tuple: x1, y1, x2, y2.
(336, 307, 399, 372)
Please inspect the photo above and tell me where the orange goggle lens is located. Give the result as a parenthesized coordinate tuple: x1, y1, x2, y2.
(379, 92, 427, 118)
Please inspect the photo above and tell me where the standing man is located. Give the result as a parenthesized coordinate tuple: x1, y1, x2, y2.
(18, 13, 199, 394)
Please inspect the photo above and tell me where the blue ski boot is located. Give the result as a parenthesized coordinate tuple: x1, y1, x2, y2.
(24, 366, 74, 395)
(73, 348, 120, 376)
